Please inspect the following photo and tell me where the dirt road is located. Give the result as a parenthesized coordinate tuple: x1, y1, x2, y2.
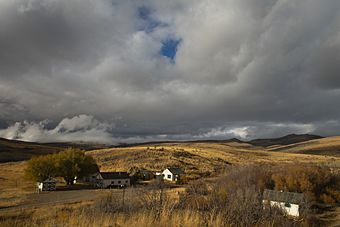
(0, 189, 122, 213)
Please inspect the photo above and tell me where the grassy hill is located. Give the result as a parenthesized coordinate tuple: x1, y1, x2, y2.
(0, 138, 111, 163)
(267, 136, 340, 156)
(0, 138, 62, 163)
(248, 134, 323, 147)
(88, 141, 339, 180)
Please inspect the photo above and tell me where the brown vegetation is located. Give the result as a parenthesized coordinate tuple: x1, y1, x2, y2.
(3, 163, 337, 226)
(1, 139, 340, 226)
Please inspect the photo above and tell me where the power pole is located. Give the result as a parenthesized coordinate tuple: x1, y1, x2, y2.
(122, 186, 125, 208)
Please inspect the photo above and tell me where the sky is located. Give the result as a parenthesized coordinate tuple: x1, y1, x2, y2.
(0, 0, 340, 144)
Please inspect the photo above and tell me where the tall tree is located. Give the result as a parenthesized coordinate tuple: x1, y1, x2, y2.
(25, 155, 57, 182)
(25, 147, 99, 185)
(56, 148, 99, 185)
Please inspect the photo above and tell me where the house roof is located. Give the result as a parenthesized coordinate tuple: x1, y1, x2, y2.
(166, 167, 183, 175)
(40, 178, 56, 183)
(263, 189, 304, 204)
(100, 172, 130, 180)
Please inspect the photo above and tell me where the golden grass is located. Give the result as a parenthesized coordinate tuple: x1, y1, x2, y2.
(0, 202, 232, 227)
(0, 162, 34, 208)
(89, 141, 340, 180)
(1, 139, 339, 218)
(268, 136, 340, 156)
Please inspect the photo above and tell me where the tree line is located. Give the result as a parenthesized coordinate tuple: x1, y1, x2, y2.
(25, 148, 99, 185)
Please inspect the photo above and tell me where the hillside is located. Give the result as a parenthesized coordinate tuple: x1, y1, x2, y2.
(0, 138, 62, 162)
(267, 136, 340, 156)
(0, 138, 111, 163)
(88, 141, 339, 180)
(248, 134, 323, 147)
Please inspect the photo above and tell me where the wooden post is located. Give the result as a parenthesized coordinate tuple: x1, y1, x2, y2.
(122, 186, 125, 208)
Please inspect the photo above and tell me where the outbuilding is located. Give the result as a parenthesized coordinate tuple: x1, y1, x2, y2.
(37, 178, 57, 192)
(262, 189, 304, 217)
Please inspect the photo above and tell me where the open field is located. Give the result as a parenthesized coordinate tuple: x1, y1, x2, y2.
(0, 162, 35, 208)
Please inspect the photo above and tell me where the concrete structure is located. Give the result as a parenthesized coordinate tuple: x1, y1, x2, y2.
(95, 172, 130, 188)
(262, 189, 304, 217)
(162, 167, 183, 182)
(37, 178, 56, 192)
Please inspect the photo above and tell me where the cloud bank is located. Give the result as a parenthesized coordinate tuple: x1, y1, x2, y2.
(1, 0, 340, 143)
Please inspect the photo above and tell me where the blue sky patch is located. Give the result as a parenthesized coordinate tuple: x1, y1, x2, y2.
(160, 38, 181, 62)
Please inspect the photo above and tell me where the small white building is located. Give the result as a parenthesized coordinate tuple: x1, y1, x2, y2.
(37, 178, 57, 192)
(263, 189, 304, 217)
(162, 167, 183, 182)
(95, 172, 130, 188)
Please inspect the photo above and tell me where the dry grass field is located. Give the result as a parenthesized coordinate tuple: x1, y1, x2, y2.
(0, 136, 340, 226)
(0, 161, 35, 208)
(89, 141, 339, 180)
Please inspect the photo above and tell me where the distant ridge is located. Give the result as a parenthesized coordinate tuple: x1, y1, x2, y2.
(0, 134, 328, 162)
(0, 137, 111, 163)
(114, 138, 243, 147)
(248, 134, 323, 147)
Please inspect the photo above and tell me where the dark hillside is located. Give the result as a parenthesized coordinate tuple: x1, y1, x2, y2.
(248, 134, 323, 147)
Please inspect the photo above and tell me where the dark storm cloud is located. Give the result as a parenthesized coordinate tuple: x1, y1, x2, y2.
(1, 0, 340, 143)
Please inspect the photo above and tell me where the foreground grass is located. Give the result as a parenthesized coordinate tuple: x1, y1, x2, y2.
(0, 162, 35, 208)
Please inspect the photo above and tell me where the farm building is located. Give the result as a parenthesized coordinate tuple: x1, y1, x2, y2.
(262, 189, 304, 217)
(162, 167, 183, 182)
(95, 172, 130, 188)
(37, 178, 56, 192)
(82, 173, 98, 183)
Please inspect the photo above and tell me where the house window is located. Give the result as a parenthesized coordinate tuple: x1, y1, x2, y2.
(285, 202, 291, 208)
(111, 181, 115, 184)
(167, 174, 171, 179)
(125, 180, 128, 183)
(118, 181, 121, 184)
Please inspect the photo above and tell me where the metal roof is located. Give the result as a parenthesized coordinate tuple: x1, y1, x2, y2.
(100, 172, 130, 179)
(167, 167, 183, 175)
(263, 189, 304, 204)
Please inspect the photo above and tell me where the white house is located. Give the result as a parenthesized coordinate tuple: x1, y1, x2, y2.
(162, 167, 183, 182)
(37, 178, 56, 192)
(95, 172, 130, 188)
(262, 189, 304, 217)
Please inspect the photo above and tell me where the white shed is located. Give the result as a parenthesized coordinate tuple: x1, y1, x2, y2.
(162, 167, 183, 182)
(263, 189, 304, 217)
(37, 178, 57, 192)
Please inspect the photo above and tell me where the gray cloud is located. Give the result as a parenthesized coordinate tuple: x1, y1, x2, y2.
(1, 0, 340, 143)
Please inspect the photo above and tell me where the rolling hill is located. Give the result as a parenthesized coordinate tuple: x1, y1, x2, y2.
(0, 138, 111, 163)
(248, 134, 323, 147)
(88, 141, 339, 180)
(0, 138, 62, 162)
(267, 136, 340, 156)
